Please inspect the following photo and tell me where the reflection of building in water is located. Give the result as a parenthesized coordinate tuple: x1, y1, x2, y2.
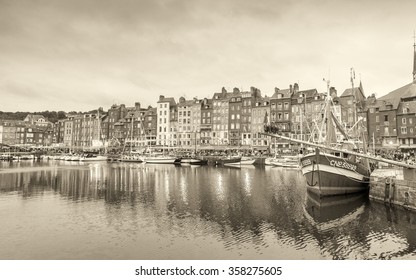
(2, 162, 416, 259)
(0, 166, 60, 197)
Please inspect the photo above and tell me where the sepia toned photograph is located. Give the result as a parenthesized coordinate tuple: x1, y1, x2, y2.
(1, 0, 416, 261)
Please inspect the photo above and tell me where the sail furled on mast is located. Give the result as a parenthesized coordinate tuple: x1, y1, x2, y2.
(330, 111, 349, 140)
(324, 99, 337, 145)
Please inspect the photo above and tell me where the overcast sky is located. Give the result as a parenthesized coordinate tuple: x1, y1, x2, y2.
(0, 0, 415, 112)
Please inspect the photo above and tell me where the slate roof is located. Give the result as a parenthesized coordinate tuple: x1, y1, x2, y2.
(292, 89, 318, 99)
(157, 97, 176, 106)
(379, 82, 416, 109)
(271, 88, 292, 99)
(397, 100, 416, 115)
(340, 87, 365, 100)
(177, 100, 194, 107)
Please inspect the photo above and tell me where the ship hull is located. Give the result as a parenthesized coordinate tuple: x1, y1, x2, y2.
(143, 157, 178, 164)
(300, 151, 370, 196)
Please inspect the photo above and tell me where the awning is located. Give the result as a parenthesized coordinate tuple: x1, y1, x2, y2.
(399, 145, 416, 149)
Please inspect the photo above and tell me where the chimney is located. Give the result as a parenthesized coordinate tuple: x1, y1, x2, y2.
(294, 83, 299, 92)
(135, 102, 140, 109)
(250, 86, 256, 93)
(233, 87, 240, 94)
(274, 87, 279, 94)
(179, 97, 185, 103)
(159, 95, 165, 101)
(289, 84, 293, 93)
(221, 87, 227, 94)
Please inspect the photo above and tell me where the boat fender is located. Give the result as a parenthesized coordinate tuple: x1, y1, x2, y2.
(404, 192, 410, 206)
(389, 180, 395, 203)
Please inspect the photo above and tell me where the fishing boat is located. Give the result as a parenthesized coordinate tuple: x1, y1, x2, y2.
(215, 156, 241, 166)
(264, 77, 371, 196)
(300, 77, 372, 196)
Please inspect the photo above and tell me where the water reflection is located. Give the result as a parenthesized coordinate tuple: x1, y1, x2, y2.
(0, 161, 415, 259)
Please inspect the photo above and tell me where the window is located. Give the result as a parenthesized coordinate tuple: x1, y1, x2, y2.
(375, 116, 379, 122)
(402, 118, 407, 124)
(384, 115, 388, 122)
(401, 127, 407, 134)
(370, 108, 374, 113)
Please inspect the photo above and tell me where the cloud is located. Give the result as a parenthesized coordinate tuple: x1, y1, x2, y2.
(0, 0, 416, 112)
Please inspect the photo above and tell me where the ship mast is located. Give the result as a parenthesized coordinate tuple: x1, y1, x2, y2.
(350, 67, 357, 137)
(413, 30, 416, 82)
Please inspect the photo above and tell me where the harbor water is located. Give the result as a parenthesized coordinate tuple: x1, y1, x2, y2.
(0, 161, 415, 260)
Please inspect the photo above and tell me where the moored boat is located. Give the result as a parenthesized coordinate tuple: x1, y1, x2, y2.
(225, 156, 255, 166)
(79, 154, 108, 162)
(215, 156, 241, 166)
(264, 77, 371, 196)
(300, 148, 370, 196)
(188, 158, 208, 165)
(271, 155, 300, 168)
(143, 155, 179, 164)
(119, 154, 143, 163)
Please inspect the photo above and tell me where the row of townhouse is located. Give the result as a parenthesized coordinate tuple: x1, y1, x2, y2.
(56, 103, 158, 149)
(50, 82, 369, 151)
(1, 81, 413, 152)
(0, 114, 54, 147)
